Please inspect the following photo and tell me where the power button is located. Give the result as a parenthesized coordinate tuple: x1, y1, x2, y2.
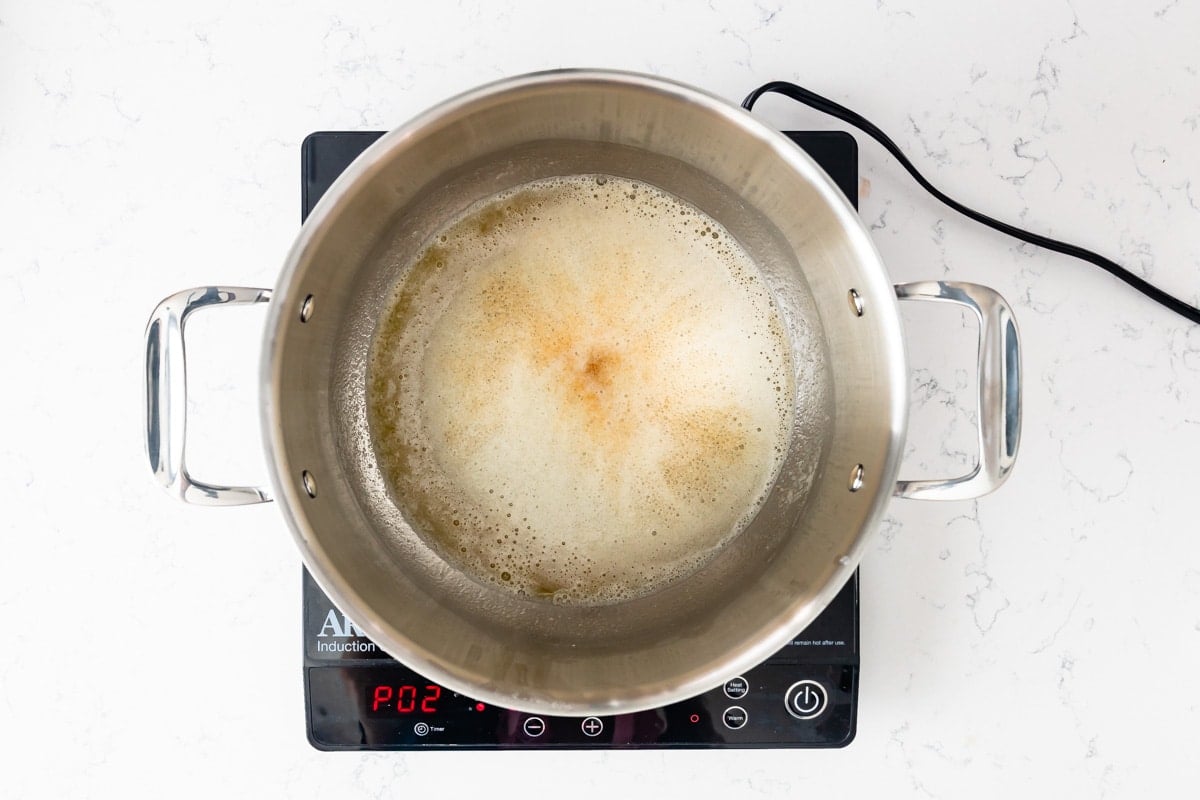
(783, 680, 828, 720)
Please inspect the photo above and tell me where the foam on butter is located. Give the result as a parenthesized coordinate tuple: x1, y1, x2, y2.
(367, 175, 794, 604)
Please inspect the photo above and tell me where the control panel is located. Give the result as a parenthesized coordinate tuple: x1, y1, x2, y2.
(304, 569, 858, 750)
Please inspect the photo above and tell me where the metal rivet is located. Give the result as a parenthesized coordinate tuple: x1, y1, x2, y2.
(301, 470, 317, 498)
(300, 294, 315, 323)
(849, 464, 865, 492)
(848, 289, 864, 317)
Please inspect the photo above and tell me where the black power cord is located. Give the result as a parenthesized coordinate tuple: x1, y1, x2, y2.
(742, 80, 1200, 326)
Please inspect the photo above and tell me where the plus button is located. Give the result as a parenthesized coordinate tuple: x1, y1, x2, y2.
(581, 716, 604, 737)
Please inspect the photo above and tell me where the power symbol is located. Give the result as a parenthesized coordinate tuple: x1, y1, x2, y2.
(784, 680, 828, 720)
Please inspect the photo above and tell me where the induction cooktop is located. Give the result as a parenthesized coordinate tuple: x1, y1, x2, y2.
(300, 130, 861, 750)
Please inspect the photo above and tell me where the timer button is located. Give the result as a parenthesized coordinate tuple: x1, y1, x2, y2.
(721, 706, 748, 730)
(522, 717, 546, 737)
(723, 676, 749, 699)
(413, 722, 430, 736)
(784, 679, 829, 720)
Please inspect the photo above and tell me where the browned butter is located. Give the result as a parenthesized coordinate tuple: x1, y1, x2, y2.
(367, 175, 794, 604)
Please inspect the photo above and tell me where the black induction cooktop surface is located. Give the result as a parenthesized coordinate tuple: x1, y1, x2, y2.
(301, 130, 860, 750)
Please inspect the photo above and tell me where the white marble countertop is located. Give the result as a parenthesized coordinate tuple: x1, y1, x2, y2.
(4, 1, 1199, 797)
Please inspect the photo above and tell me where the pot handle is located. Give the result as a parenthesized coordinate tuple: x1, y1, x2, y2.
(144, 286, 274, 506)
(893, 281, 1021, 500)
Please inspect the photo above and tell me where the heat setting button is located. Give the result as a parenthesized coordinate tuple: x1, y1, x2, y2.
(723, 676, 749, 699)
(784, 679, 829, 720)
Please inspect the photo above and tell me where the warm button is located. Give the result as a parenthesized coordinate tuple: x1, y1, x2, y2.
(784, 679, 829, 720)
(721, 706, 748, 730)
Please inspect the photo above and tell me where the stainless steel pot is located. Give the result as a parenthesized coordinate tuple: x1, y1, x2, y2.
(144, 70, 1021, 715)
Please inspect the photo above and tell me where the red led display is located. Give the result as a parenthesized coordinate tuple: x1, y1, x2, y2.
(367, 684, 442, 715)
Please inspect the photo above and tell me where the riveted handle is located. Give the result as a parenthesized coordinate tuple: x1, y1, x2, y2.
(893, 281, 1021, 500)
(144, 286, 274, 505)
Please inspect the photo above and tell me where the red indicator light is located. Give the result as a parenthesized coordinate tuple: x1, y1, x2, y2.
(475, 702, 486, 712)
(689, 713, 700, 724)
